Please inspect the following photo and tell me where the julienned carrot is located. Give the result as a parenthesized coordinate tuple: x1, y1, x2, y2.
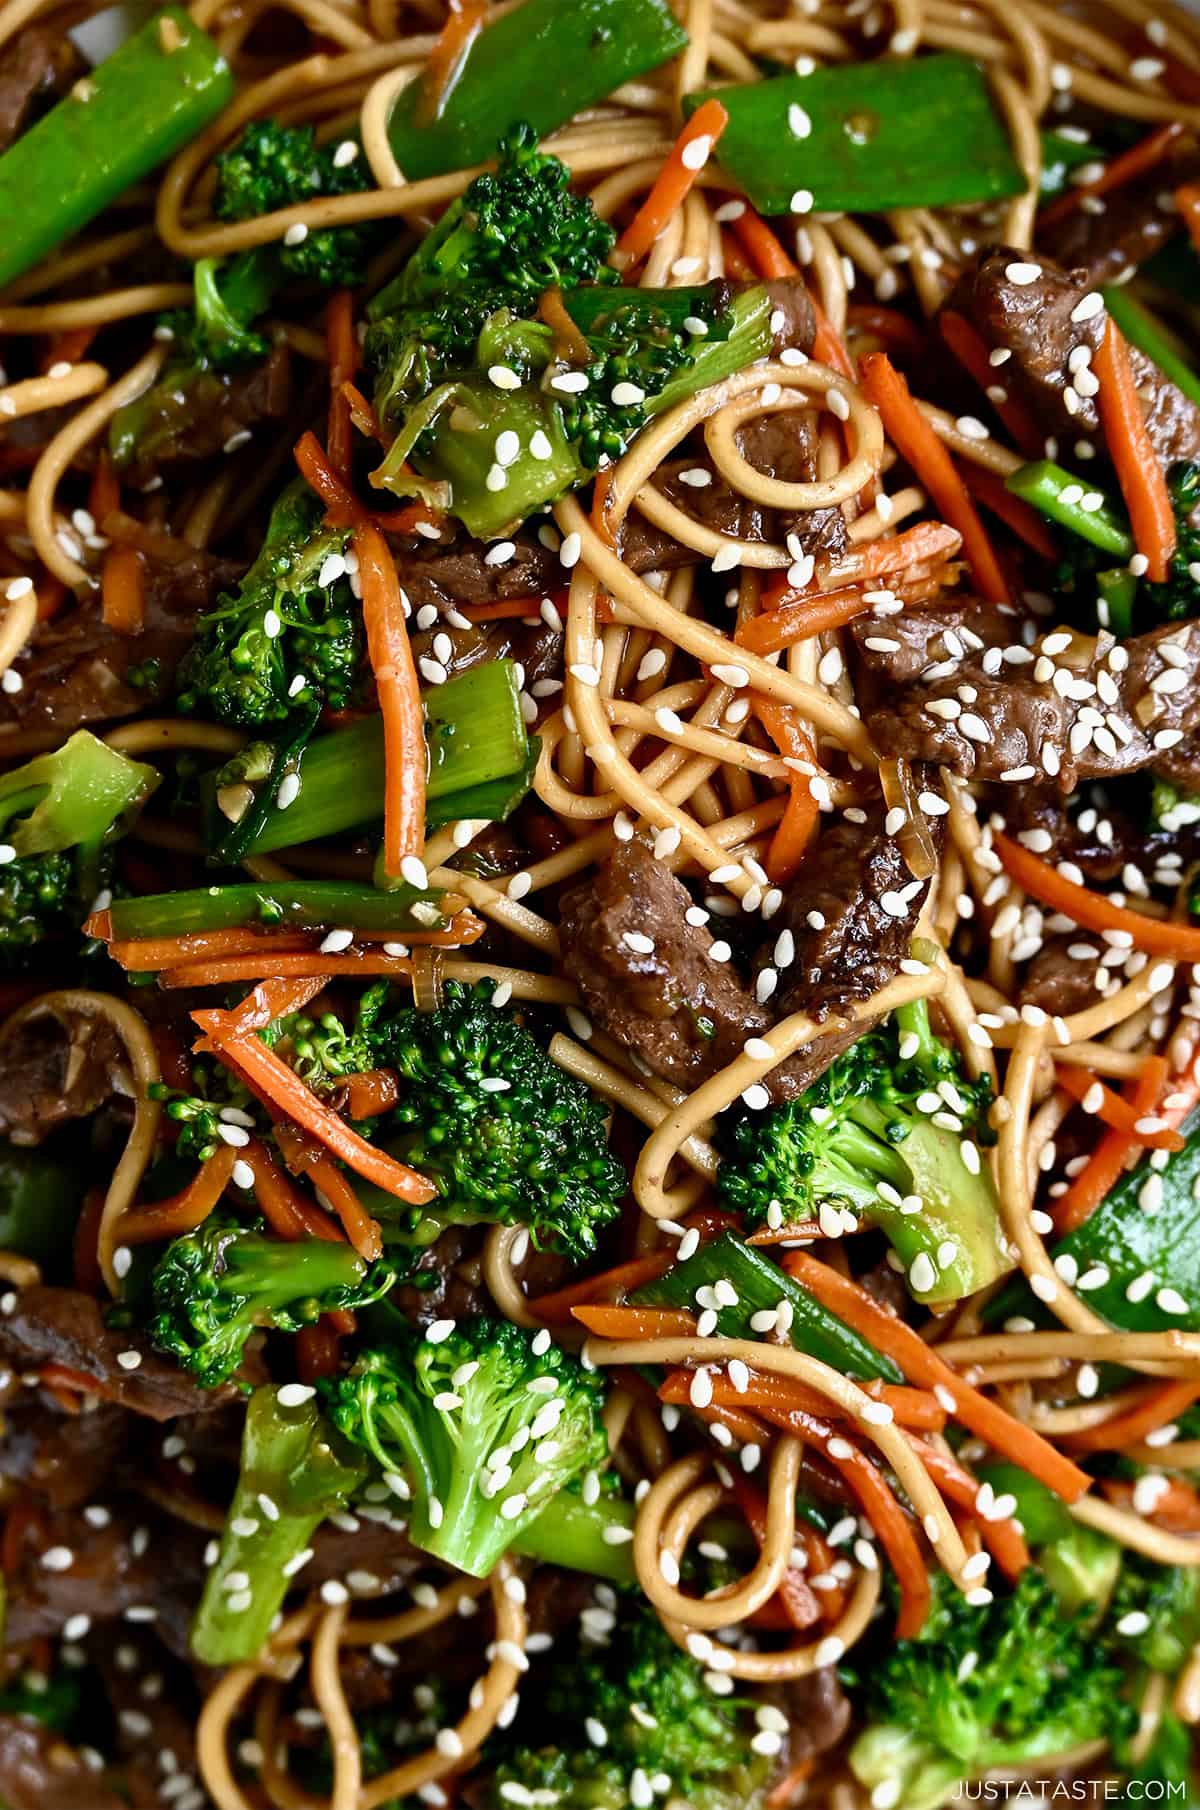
(725, 203, 854, 378)
(615, 99, 729, 267)
(846, 304, 924, 360)
(88, 450, 120, 525)
(1064, 1379, 1200, 1455)
(530, 1251, 677, 1324)
(739, 582, 874, 655)
(729, 1472, 823, 1632)
(960, 465, 1058, 559)
(325, 291, 358, 485)
(720, 228, 757, 281)
(1094, 318, 1176, 583)
(782, 1250, 1091, 1503)
(822, 518, 963, 587)
(193, 1009, 436, 1206)
(752, 699, 820, 885)
(296, 1319, 344, 1383)
(417, 0, 485, 123)
(458, 596, 548, 623)
(342, 380, 387, 446)
(1179, 184, 1200, 255)
(243, 1137, 334, 1243)
(118, 1145, 238, 1245)
(905, 1438, 1030, 1581)
(592, 466, 616, 548)
(939, 311, 1042, 458)
(303, 1155, 383, 1262)
(1053, 1057, 1169, 1234)
(220, 975, 328, 1037)
(1103, 1474, 1200, 1532)
(105, 923, 478, 970)
(659, 1366, 945, 1433)
(994, 833, 1200, 959)
(860, 351, 1009, 604)
(572, 1304, 698, 1339)
(1039, 122, 1183, 231)
(766, 1761, 815, 1809)
(355, 521, 426, 880)
(160, 953, 417, 990)
(343, 1068, 401, 1118)
(1055, 1063, 1185, 1151)
(101, 544, 145, 635)
(295, 428, 365, 526)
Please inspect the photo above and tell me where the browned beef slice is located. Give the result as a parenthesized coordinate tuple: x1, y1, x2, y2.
(115, 345, 291, 487)
(769, 1668, 853, 1772)
(308, 1511, 422, 1597)
(848, 596, 1032, 703)
(0, 1003, 130, 1145)
(996, 785, 1195, 883)
(4, 1500, 207, 1643)
(91, 1631, 200, 1806)
(1020, 933, 1105, 1019)
(388, 1225, 490, 1328)
(1041, 144, 1200, 287)
(0, 26, 81, 152)
(397, 529, 559, 614)
(864, 619, 1200, 792)
(0, 1717, 126, 1810)
(559, 839, 771, 1090)
(0, 1287, 241, 1421)
(0, 1397, 129, 1509)
(949, 248, 1200, 469)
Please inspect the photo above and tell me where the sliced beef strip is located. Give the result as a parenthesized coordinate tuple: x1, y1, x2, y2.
(0, 1287, 241, 1421)
(1040, 144, 1200, 287)
(864, 618, 1200, 793)
(0, 1717, 127, 1810)
(0, 1397, 130, 1509)
(996, 783, 1197, 883)
(1019, 933, 1105, 1019)
(0, 26, 82, 153)
(769, 1668, 853, 1774)
(397, 529, 560, 615)
(4, 1499, 207, 1644)
(948, 247, 1200, 471)
(0, 1002, 131, 1145)
(389, 1226, 490, 1328)
(848, 596, 1031, 692)
(91, 1631, 201, 1808)
(115, 345, 292, 488)
(307, 1513, 423, 1597)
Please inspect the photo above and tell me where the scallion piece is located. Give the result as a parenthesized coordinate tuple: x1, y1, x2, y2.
(108, 880, 448, 940)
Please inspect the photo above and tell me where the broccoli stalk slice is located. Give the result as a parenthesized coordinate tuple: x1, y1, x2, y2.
(149, 1217, 396, 1388)
(323, 1319, 607, 1577)
(191, 1386, 365, 1665)
(512, 1486, 637, 1585)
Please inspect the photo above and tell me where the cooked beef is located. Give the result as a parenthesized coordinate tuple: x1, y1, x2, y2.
(848, 596, 1031, 693)
(389, 1226, 490, 1327)
(559, 839, 772, 1091)
(996, 785, 1196, 883)
(0, 1003, 130, 1145)
(0, 1717, 126, 1810)
(5, 1500, 207, 1643)
(92, 1631, 200, 1808)
(410, 611, 562, 695)
(398, 530, 560, 615)
(770, 1668, 853, 1772)
(0, 26, 81, 153)
(0, 1288, 240, 1421)
(1019, 933, 1104, 1019)
(0, 1397, 129, 1509)
(864, 619, 1200, 793)
(307, 1513, 422, 1597)
(115, 346, 292, 487)
(948, 248, 1200, 470)
(1040, 143, 1200, 286)
(0, 548, 241, 738)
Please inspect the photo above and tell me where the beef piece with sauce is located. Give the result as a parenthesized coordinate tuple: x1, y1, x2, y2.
(4, 1498, 208, 1643)
(0, 26, 82, 153)
(863, 618, 1200, 793)
(0, 1396, 130, 1509)
(91, 1630, 201, 1807)
(388, 1225, 490, 1328)
(114, 345, 292, 487)
(948, 248, 1200, 471)
(1019, 932, 1106, 1019)
(1040, 140, 1200, 287)
(848, 596, 1032, 694)
(0, 1717, 127, 1810)
(996, 783, 1198, 883)
(0, 1000, 131, 1145)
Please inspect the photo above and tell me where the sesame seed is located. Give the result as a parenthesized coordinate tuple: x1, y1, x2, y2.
(1004, 261, 1042, 285)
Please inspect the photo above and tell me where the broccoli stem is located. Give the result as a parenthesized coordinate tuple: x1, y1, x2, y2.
(191, 1386, 365, 1666)
(512, 1489, 637, 1585)
(108, 879, 453, 941)
(0, 730, 158, 858)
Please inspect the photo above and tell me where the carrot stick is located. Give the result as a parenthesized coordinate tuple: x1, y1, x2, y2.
(1094, 318, 1176, 582)
(41, 325, 97, 372)
(782, 1251, 1091, 1502)
(725, 203, 853, 377)
(137, 929, 479, 988)
(846, 304, 925, 360)
(296, 1318, 344, 1383)
(1103, 1475, 1200, 1532)
(88, 451, 120, 526)
(904, 1437, 1030, 1581)
(343, 1068, 401, 1118)
(615, 99, 729, 267)
(244, 1137, 335, 1243)
(728, 1472, 822, 1631)
(860, 351, 1009, 603)
(342, 379, 386, 445)
(118, 1145, 238, 1245)
(101, 544, 145, 635)
(592, 467, 616, 548)
(1064, 1378, 1200, 1455)
(572, 1304, 699, 1339)
(416, 0, 485, 123)
(355, 520, 426, 880)
(1055, 1063, 1185, 1151)
(295, 428, 365, 526)
(1038, 122, 1184, 231)
(304, 1155, 383, 1261)
(767, 1761, 815, 1809)
(34, 576, 67, 622)
(661, 1367, 945, 1433)
(939, 310, 1043, 457)
(1179, 183, 1200, 255)
(219, 975, 329, 1037)
(819, 518, 964, 588)
(720, 229, 756, 281)
(458, 596, 548, 623)
(530, 1251, 677, 1324)
(325, 290, 358, 486)
(994, 833, 1200, 958)
(1054, 1057, 1169, 1234)
(753, 699, 820, 885)
(959, 464, 1059, 559)
(192, 1012, 436, 1206)
(739, 583, 871, 654)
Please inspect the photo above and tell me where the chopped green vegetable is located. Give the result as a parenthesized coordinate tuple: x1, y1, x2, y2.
(685, 54, 1023, 218)
(1103, 287, 1200, 411)
(385, 0, 688, 181)
(108, 879, 453, 941)
(0, 8, 233, 289)
(1038, 129, 1102, 200)
(512, 1486, 637, 1585)
(1096, 566, 1137, 636)
(1006, 459, 1133, 559)
(0, 1143, 86, 1273)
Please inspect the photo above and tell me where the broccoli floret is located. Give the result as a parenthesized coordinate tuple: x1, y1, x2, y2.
(355, 979, 625, 1260)
(215, 118, 377, 289)
(1105, 1554, 1200, 1676)
(1162, 461, 1200, 621)
(850, 1570, 1133, 1810)
(148, 1069, 262, 1163)
(483, 1601, 772, 1810)
(719, 994, 1009, 1305)
(322, 1317, 607, 1577)
(0, 730, 157, 967)
(177, 480, 362, 732)
(149, 1215, 396, 1389)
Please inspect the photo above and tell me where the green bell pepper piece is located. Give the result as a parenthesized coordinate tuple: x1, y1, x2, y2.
(0, 1144, 86, 1273)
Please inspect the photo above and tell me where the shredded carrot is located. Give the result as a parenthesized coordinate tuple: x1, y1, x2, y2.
(104, 928, 323, 966)
(905, 1438, 1030, 1581)
(1179, 183, 1200, 255)
(244, 1136, 334, 1242)
(1056, 1063, 1185, 1151)
(766, 1760, 815, 1809)
(456, 595, 546, 623)
(939, 311, 1042, 457)
(417, 0, 485, 123)
(846, 303, 924, 360)
(753, 699, 820, 884)
(159, 952, 419, 989)
(302, 1155, 383, 1261)
(1054, 1056, 1170, 1234)
(72, 1186, 106, 1293)
(572, 1304, 698, 1339)
(355, 520, 426, 880)
(720, 229, 757, 282)
(1094, 318, 1176, 583)
(1103, 1474, 1200, 1532)
(739, 581, 874, 654)
(218, 975, 328, 1037)
(728, 1472, 822, 1631)
(325, 291, 358, 485)
(1065, 1379, 1200, 1455)
(193, 1010, 436, 1206)
(100, 544, 145, 635)
(782, 1251, 1091, 1502)
(1039, 122, 1184, 231)
(530, 1252, 676, 1323)
(614, 99, 730, 268)
(118, 1144, 239, 1245)
(591, 467, 617, 548)
(994, 833, 1200, 959)
(295, 428, 365, 526)
(88, 451, 120, 526)
(661, 1366, 945, 1433)
(725, 202, 853, 377)
(108, 921, 480, 977)
(860, 351, 1009, 603)
(40, 326, 97, 373)
(959, 464, 1059, 559)
(34, 575, 67, 622)
(820, 518, 964, 588)
(343, 1067, 401, 1118)
(342, 379, 386, 444)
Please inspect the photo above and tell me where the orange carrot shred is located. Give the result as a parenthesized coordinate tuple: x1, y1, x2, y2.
(100, 544, 145, 635)
(939, 311, 1042, 457)
(1065, 1379, 1200, 1455)
(325, 291, 358, 485)
(1039, 122, 1183, 231)
(614, 99, 730, 268)
(571, 1304, 698, 1339)
(1054, 1057, 1171, 1234)
(354, 521, 426, 880)
(1093, 317, 1176, 583)
(994, 833, 1200, 958)
(1055, 1063, 1184, 1150)
(753, 699, 820, 884)
(1179, 183, 1200, 255)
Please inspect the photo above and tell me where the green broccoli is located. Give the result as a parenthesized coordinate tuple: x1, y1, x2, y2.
(719, 994, 1009, 1305)
(149, 1215, 396, 1388)
(364, 124, 779, 536)
(345, 979, 625, 1260)
(1162, 461, 1200, 622)
(482, 1600, 773, 1810)
(1105, 1553, 1200, 1676)
(322, 1317, 607, 1577)
(148, 1063, 262, 1164)
(0, 730, 157, 966)
(849, 1570, 1132, 1810)
(213, 118, 376, 288)
(192, 1384, 366, 1665)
